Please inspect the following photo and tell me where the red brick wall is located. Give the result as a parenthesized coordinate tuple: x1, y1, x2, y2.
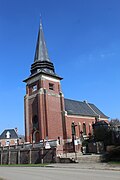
(29, 95, 39, 141)
(65, 115, 95, 139)
(41, 78, 61, 94)
(0, 139, 17, 146)
(24, 75, 63, 143)
(46, 94, 63, 140)
(24, 93, 40, 142)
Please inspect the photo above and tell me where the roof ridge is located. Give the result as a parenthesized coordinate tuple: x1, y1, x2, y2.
(64, 98, 83, 103)
(86, 102, 99, 117)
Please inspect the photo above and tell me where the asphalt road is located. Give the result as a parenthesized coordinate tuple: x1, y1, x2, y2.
(0, 167, 120, 180)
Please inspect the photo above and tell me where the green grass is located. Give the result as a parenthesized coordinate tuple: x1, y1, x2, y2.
(108, 161, 120, 165)
(0, 163, 48, 167)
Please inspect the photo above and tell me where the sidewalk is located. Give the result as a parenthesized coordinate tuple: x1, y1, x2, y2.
(48, 153, 120, 171)
(47, 162, 120, 171)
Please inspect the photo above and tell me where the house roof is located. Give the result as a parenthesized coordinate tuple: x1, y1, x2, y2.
(0, 129, 18, 139)
(64, 98, 108, 119)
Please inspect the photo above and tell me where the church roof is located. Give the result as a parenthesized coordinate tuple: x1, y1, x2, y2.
(64, 98, 108, 119)
(0, 129, 18, 139)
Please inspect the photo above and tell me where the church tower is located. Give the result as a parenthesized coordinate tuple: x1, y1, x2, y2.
(23, 20, 65, 143)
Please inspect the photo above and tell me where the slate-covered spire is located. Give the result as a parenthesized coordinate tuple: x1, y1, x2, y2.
(34, 19, 50, 62)
(30, 19, 55, 75)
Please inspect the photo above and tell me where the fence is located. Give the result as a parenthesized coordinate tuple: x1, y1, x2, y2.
(0, 146, 56, 165)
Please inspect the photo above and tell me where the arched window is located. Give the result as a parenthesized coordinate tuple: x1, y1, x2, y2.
(83, 123, 86, 135)
(32, 115, 39, 131)
(89, 123, 91, 135)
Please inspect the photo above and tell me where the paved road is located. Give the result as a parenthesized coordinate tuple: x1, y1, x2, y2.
(0, 167, 120, 180)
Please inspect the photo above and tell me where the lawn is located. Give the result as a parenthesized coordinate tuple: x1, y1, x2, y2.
(108, 161, 120, 165)
(0, 163, 48, 167)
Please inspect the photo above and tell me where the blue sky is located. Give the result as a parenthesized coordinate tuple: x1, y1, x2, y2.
(0, 0, 120, 135)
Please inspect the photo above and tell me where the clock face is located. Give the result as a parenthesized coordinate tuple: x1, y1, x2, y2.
(32, 85, 37, 92)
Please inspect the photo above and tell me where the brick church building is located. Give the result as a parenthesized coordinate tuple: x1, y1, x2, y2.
(23, 20, 109, 150)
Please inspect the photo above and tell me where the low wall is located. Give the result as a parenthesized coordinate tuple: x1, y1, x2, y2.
(0, 147, 56, 165)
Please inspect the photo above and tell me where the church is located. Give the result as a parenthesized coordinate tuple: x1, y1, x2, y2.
(23, 20, 109, 151)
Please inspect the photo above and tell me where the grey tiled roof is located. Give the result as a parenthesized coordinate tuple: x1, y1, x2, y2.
(64, 98, 108, 119)
(0, 129, 18, 139)
(88, 103, 108, 119)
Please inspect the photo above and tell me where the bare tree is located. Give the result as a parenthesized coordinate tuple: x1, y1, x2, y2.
(109, 118, 120, 127)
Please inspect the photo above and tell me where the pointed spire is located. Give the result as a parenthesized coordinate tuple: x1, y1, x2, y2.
(23, 18, 63, 81)
(34, 18, 50, 62)
(30, 18, 56, 75)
